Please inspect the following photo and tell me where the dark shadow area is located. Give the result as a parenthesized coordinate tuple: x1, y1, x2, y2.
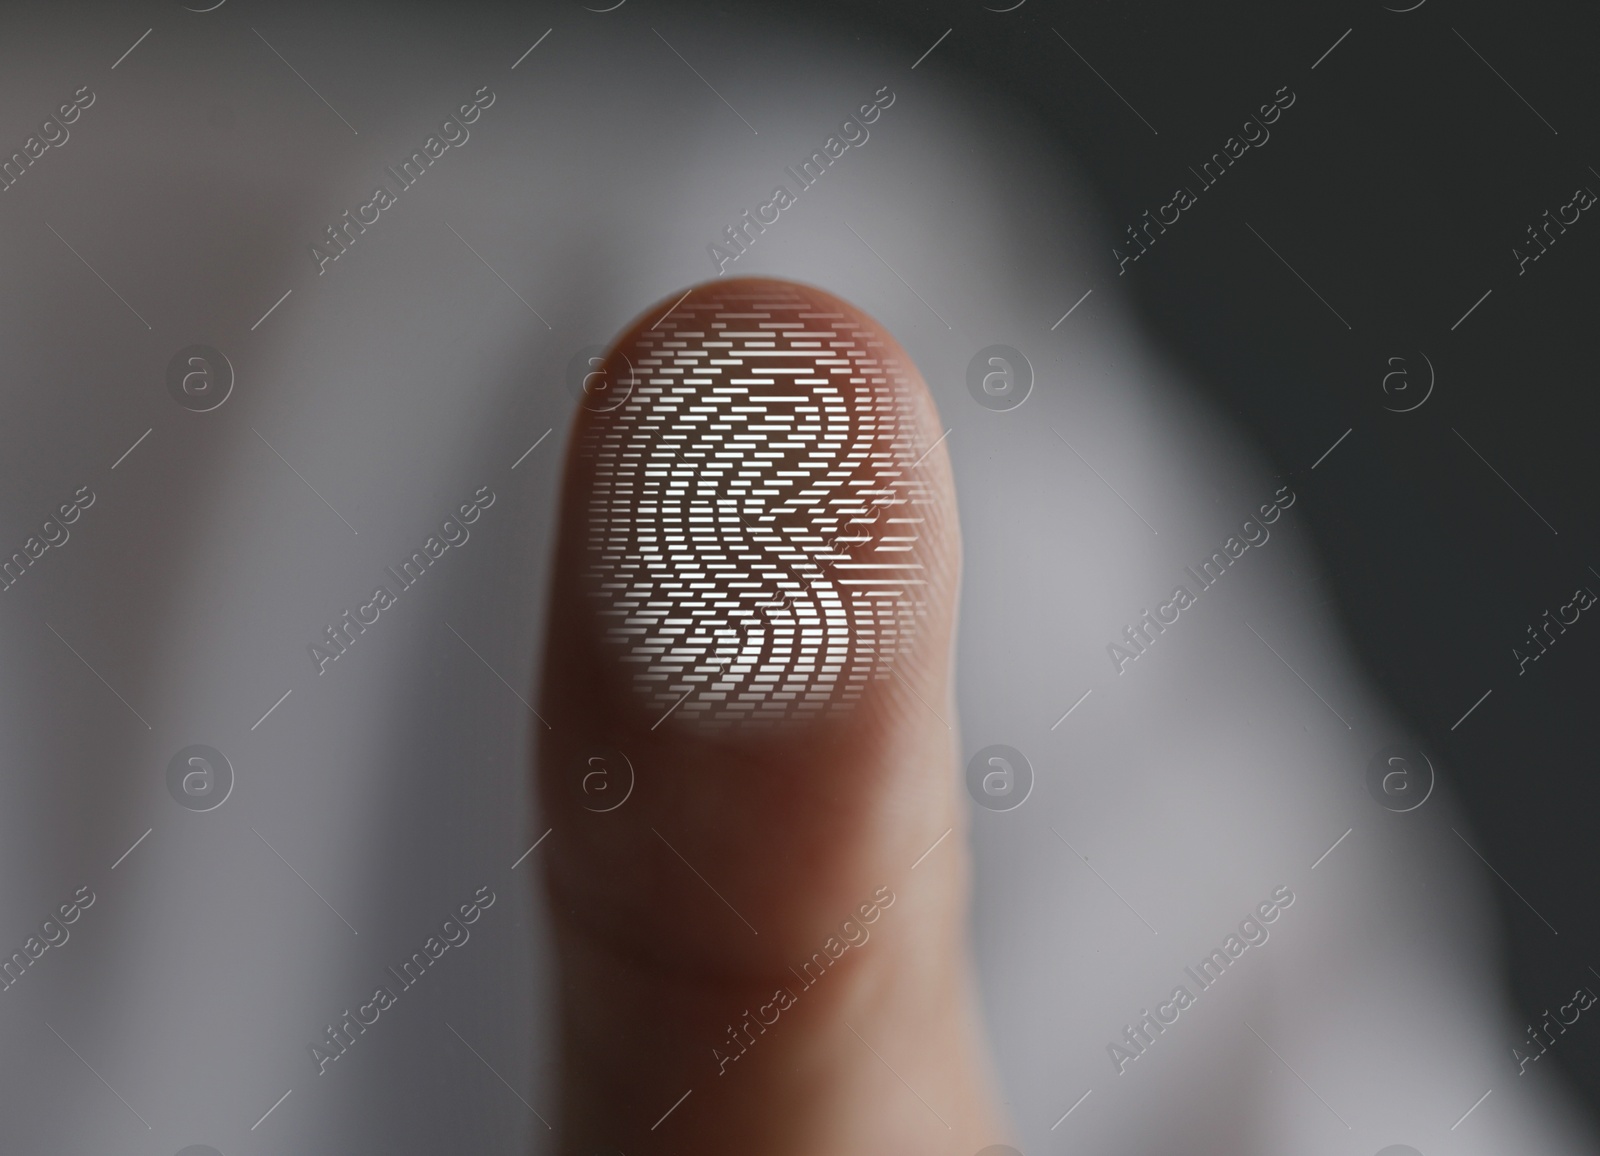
(709, 0, 1600, 1115)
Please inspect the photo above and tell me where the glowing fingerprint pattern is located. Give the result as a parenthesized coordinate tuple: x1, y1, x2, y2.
(582, 284, 932, 723)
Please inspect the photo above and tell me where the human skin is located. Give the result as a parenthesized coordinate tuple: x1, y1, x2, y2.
(537, 277, 1011, 1154)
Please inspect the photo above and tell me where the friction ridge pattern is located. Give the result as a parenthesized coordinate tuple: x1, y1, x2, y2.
(581, 284, 932, 724)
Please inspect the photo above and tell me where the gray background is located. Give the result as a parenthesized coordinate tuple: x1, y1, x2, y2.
(0, 1, 1595, 1154)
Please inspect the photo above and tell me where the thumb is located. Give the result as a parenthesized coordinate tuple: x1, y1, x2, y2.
(537, 277, 1007, 1155)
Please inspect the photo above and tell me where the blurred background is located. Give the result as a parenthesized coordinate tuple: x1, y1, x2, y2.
(0, 0, 1596, 1153)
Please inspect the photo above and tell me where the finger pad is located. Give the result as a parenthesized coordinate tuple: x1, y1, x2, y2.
(561, 277, 956, 730)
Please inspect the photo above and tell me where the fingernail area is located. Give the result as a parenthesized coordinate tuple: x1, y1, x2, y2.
(579, 279, 935, 728)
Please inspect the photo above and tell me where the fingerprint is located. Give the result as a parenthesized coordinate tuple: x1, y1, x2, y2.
(580, 281, 935, 725)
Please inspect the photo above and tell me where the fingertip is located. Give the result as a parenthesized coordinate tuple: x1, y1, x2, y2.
(547, 276, 958, 736)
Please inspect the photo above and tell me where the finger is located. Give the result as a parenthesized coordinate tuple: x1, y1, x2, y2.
(538, 277, 1008, 1154)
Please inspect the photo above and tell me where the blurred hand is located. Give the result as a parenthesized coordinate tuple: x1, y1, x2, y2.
(538, 278, 1009, 1154)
